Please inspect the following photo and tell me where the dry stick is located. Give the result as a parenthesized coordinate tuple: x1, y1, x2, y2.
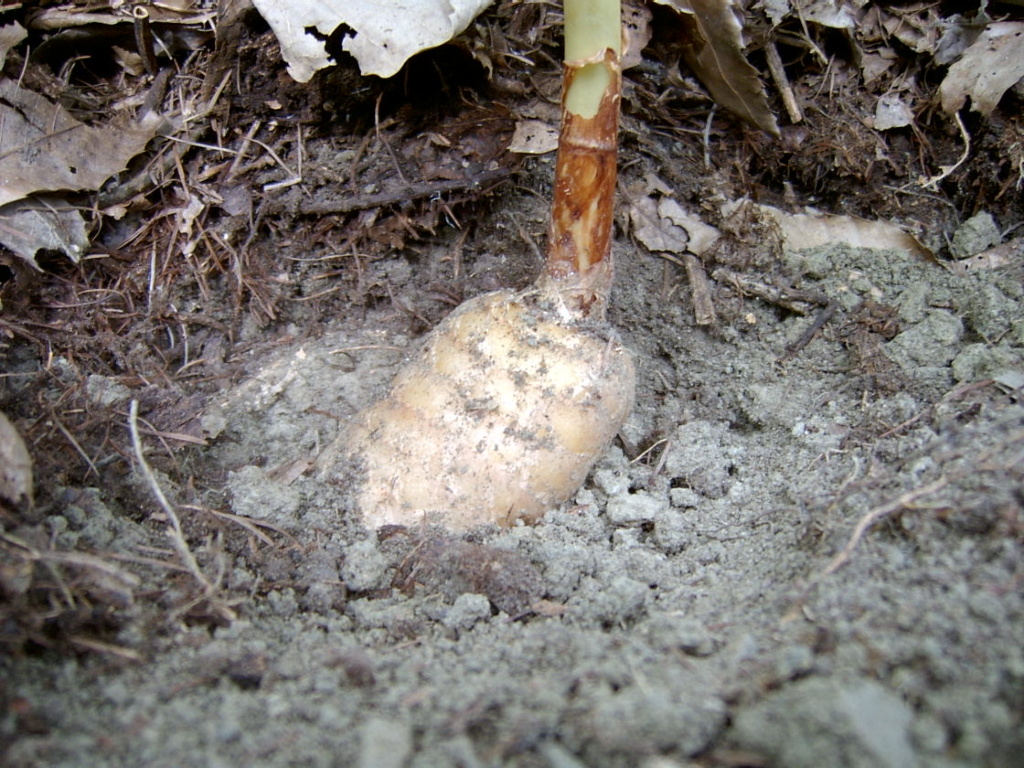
(50, 411, 100, 479)
(128, 399, 217, 601)
(262, 168, 511, 216)
(764, 39, 803, 124)
(683, 253, 716, 325)
(711, 267, 829, 315)
(922, 112, 970, 189)
(70, 635, 143, 661)
(818, 477, 949, 578)
(780, 300, 839, 362)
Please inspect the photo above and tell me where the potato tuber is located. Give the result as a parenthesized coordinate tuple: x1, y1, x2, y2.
(318, 0, 634, 530)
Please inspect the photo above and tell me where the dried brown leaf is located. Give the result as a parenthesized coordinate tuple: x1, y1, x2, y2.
(659, 198, 721, 255)
(873, 92, 914, 131)
(0, 78, 163, 209)
(654, 0, 779, 136)
(623, 2, 653, 70)
(940, 22, 1024, 116)
(0, 21, 26, 68)
(629, 196, 721, 256)
(508, 119, 559, 154)
(799, 0, 855, 30)
(0, 195, 90, 268)
(629, 196, 690, 254)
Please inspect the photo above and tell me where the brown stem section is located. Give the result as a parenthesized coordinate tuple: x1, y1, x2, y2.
(540, 49, 621, 317)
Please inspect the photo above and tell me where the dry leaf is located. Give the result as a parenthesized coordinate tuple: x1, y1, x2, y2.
(623, 2, 653, 70)
(756, 205, 932, 259)
(630, 196, 690, 253)
(873, 92, 914, 131)
(949, 236, 1024, 276)
(758, 0, 790, 27)
(0, 79, 162, 209)
(654, 0, 780, 136)
(508, 119, 559, 155)
(29, 5, 214, 29)
(0, 410, 32, 506)
(799, 0, 855, 30)
(881, 8, 943, 55)
(658, 198, 721, 255)
(860, 49, 898, 87)
(252, 0, 494, 82)
(630, 195, 722, 256)
(940, 22, 1024, 116)
(0, 21, 26, 68)
(0, 196, 90, 268)
(0, 74, 160, 268)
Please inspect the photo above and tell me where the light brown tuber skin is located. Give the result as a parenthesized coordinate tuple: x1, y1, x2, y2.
(319, 0, 634, 530)
(323, 290, 634, 530)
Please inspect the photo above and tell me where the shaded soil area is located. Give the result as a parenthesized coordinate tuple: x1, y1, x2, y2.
(1, 2, 1023, 767)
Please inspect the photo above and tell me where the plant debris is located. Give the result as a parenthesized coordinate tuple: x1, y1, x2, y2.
(252, 0, 496, 80)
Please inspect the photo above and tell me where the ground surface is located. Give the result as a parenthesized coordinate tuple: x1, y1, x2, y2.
(1, 2, 1023, 767)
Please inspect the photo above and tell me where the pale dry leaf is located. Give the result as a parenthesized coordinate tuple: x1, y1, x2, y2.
(629, 196, 690, 254)
(0, 410, 32, 506)
(940, 22, 1024, 116)
(642, 172, 675, 197)
(654, 0, 780, 136)
(112, 45, 146, 77)
(251, 0, 494, 82)
(0, 79, 162, 209)
(0, 196, 90, 268)
(949, 236, 1024, 276)
(934, 14, 984, 66)
(799, 0, 855, 30)
(623, 2, 653, 70)
(508, 119, 559, 155)
(873, 92, 914, 131)
(860, 49, 897, 86)
(29, 4, 214, 29)
(757, 205, 932, 259)
(881, 8, 942, 55)
(0, 21, 26, 69)
(756, 0, 791, 27)
(657, 198, 721, 255)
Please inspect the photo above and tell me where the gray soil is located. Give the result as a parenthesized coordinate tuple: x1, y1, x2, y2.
(5, 214, 1023, 767)
(2, 8, 1024, 768)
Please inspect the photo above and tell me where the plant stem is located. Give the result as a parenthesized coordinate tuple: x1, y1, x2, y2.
(541, 0, 621, 317)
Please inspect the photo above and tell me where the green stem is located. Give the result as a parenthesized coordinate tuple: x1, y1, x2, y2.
(564, 0, 621, 118)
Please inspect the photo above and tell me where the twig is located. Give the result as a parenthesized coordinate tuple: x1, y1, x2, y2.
(69, 635, 143, 661)
(262, 167, 511, 216)
(920, 112, 970, 190)
(765, 40, 803, 124)
(711, 267, 829, 315)
(50, 411, 100, 479)
(819, 477, 948, 578)
(683, 253, 716, 326)
(128, 400, 222, 609)
(779, 300, 839, 362)
(702, 105, 716, 169)
(225, 120, 262, 181)
(375, 93, 408, 184)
